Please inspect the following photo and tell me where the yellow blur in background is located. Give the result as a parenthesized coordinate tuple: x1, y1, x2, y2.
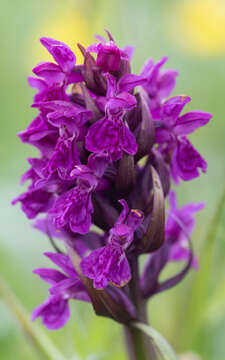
(170, 0, 225, 55)
(28, 8, 92, 67)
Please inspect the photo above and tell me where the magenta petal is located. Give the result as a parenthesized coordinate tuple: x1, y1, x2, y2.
(12, 189, 54, 219)
(116, 199, 129, 224)
(50, 278, 77, 294)
(33, 100, 92, 128)
(87, 152, 110, 177)
(50, 278, 90, 302)
(157, 69, 179, 99)
(148, 56, 168, 86)
(105, 72, 117, 98)
(87, 117, 135, 161)
(111, 255, 131, 287)
(117, 74, 147, 93)
(49, 186, 93, 235)
(70, 165, 97, 187)
(81, 245, 131, 289)
(85, 118, 106, 154)
(96, 42, 121, 71)
(32, 296, 70, 330)
(166, 191, 204, 244)
(122, 45, 135, 60)
(67, 69, 83, 84)
(40, 37, 76, 73)
(161, 96, 191, 127)
(69, 203, 92, 234)
(42, 135, 80, 180)
(182, 202, 205, 215)
(170, 246, 198, 270)
(44, 252, 76, 278)
(174, 111, 212, 136)
(155, 128, 172, 143)
(27, 76, 47, 92)
(81, 247, 107, 288)
(107, 92, 136, 113)
(140, 57, 154, 76)
(121, 123, 138, 156)
(171, 137, 208, 182)
(32, 62, 65, 85)
(33, 268, 66, 285)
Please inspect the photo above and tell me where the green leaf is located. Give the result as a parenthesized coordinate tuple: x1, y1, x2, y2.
(132, 322, 177, 360)
(0, 275, 67, 360)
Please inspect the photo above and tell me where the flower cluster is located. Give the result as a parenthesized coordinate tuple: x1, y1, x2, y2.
(13, 31, 211, 330)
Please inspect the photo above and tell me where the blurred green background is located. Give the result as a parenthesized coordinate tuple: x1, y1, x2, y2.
(1, 0, 225, 359)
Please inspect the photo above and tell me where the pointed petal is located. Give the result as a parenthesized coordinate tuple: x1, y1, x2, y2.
(32, 296, 70, 330)
(33, 268, 66, 285)
(161, 95, 191, 127)
(40, 37, 76, 73)
(117, 74, 147, 93)
(32, 62, 65, 85)
(171, 137, 207, 182)
(44, 252, 76, 278)
(157, 69, 179, 99)
(121, 123, 138, 155)
(174, 111, 212, 136)
(111, 255, 131, 287)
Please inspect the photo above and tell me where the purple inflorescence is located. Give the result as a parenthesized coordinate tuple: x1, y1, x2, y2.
(13, 31, 212, 329)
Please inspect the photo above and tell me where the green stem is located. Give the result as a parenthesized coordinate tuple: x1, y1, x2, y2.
(124, 325, 149, 360)
(124, 256, 157, 360)
(0, 275, 66, 360)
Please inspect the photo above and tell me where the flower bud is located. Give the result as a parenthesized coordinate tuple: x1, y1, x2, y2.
(138, 166, 165, 253)
(135, 88, 155, 160)
(116, 153, 136, 195)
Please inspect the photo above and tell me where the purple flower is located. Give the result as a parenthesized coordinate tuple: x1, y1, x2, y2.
(156, 96, 212, 142)
(32, 100, 92, 137)
(12, 159, 55, 218)
(105, 72, 146, 113)
(141, 57, 179, 118)
(49, 185, 93, 234)
(40, 37, 76, 73)
(32, 252, 89, 329)
(49, 153, 109, 234)
(38, 37, 82, 84)
(32, 295, 70, 330)
(155, 96, 211, 182)
(28, 77, 68, 102)
(166, 191, 204, 268)
(13, 31, 212, 331)
(86, 31, 129, 72)
(85, 115, 138, 161)
(18, 113, 58, 156)
(12, 188, 54, 219)
(170, 137, 208, 183)
(81, 200, 144, 289)
(41, 133, 80, 180)
(85, 73, 145, 160)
